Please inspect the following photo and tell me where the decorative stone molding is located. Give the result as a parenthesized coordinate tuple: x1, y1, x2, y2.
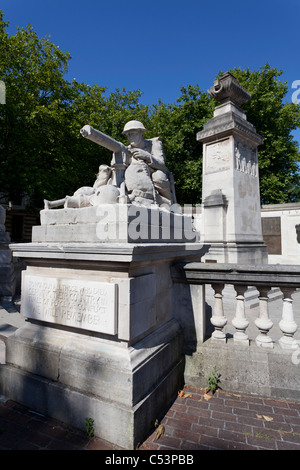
(208, 72, 251, 106)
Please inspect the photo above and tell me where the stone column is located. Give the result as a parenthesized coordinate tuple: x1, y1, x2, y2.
(232, 285, 249, 344)
(279, 288, 298, 349)
(210, 283, 227, 340)
(197, 72, 268, 264)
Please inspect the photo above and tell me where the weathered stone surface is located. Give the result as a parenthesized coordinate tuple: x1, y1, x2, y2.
(22, 274, 118, 335)
(1, 241, 204, 448)
(197, 73, 267, 264)
(33, 204, 197, 243)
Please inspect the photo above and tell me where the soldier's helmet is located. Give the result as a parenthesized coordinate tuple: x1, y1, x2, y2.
(122, 120, 146, 134)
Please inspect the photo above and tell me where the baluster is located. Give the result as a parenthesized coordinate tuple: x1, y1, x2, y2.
(210, 283, 227, 341)
(279, 288, 298, 349)
(254, 287, 273, 348)
(232, 285, 249, 344)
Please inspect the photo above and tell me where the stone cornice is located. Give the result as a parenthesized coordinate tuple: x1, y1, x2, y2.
(197, 111, 263, 146)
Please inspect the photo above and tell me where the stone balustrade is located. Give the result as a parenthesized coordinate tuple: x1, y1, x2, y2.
(172, 262, 300, 351)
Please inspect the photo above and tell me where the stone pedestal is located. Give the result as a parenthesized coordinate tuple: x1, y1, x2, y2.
(0, 228, 203, 448)
(197, 73, 268, 264)
(32, 204, 197, 243)
(0, 205, 24, 303)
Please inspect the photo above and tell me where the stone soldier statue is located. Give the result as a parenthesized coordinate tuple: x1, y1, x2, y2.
(44, 164, 114, 209)
(122, 120, 174, 206)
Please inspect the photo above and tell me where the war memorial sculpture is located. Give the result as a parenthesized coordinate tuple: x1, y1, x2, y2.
(38, 119, 195, 244)
(0, 114, 202, 449)
(2, 72, 297, 449)
(197, 71, 267, 264)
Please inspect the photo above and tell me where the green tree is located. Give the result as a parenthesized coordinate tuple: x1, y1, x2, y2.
(148, 65, 300, 205)
(0, 10, 78, 207)
(68, 83, 150, 186)
(148, 85, 214, 204)
(222, 64, 300, 204)
(0, 11, 148, 208)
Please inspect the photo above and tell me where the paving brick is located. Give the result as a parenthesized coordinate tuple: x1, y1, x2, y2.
(211, 409, 237, 422)
(248, 403, 274, 414)
(164, 416, 193, 432)
(19, 428, 54, 448)
(277, 440, 300, 450)
(197, 415, 224, 429)
(263, 420, 294, 433)
(13, 439, 41, 450)
(173, 410, 200, 424)
(238, 414, 265, 427)
(139, 440, 159, 450)
(246, 434, 278, 449)
(233, 406, 263, 419)
(224, 398, 249, 409)
(228, 441, 258, 450)
(218, 429, 246, 444)
(264, 399, 290, 409)
(209, 400, 231, 412)
(280, 431, 300, 445)
(284, 415, 300, 426)
(218, 428, 247, 444)
(199, 434, 229, 450)
(225, 420, 253, 435)
(180, 440, 201, 450)
(47, 439, 79, 450)
(187, 406, 211, 419)
(153, 434, 182, 450)
(191, 422, 219, 437)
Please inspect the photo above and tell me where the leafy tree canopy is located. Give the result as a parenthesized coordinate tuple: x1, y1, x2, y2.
(0, 11, 148, 208)
(0, 10, 299, 209)
(223, 65, 300, 204)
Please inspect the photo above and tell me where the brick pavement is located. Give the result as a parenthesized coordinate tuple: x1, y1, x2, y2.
(1, 302, 300, 451)
(140, 386, 300, 450)
(0, 384, 299, 451)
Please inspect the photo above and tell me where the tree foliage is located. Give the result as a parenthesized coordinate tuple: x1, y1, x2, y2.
(0, 10, 299, 209)
(0, 11, 148, 208)
(147, 86, 214, 204)
(224, 65, 300, 204)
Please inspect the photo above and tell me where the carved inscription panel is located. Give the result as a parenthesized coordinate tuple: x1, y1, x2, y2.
(22, 274, 117, 335)
(205, 139, 230, 174)
(234, 140, 258, 177)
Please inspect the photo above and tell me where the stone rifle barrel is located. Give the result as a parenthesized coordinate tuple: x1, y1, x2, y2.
(80, 125, 124, 153)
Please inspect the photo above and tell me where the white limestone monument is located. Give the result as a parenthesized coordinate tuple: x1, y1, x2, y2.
(0, 120, 203, 449)
(197, 72, 268, 263)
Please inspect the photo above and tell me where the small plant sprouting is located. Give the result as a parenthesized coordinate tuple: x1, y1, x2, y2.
(85, 417, 95, 438)
(206, 366, 221, 394)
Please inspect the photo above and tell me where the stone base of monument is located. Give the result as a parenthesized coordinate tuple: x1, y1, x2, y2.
(201, 241, 268, 265)
(32, 205, 197, 243)
(0, 240, 203, 449)
(1, 321, 183, 449)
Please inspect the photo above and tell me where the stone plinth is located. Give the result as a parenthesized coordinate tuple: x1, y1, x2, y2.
(197, 73, 268, 264)
(32, 204, 197, 243)
(0, 241, 204, 449)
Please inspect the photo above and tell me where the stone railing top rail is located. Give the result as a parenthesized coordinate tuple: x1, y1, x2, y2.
(172, 262, 300, 288)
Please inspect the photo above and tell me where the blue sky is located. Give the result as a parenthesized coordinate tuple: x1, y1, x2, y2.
(1, 0, 300, 142)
